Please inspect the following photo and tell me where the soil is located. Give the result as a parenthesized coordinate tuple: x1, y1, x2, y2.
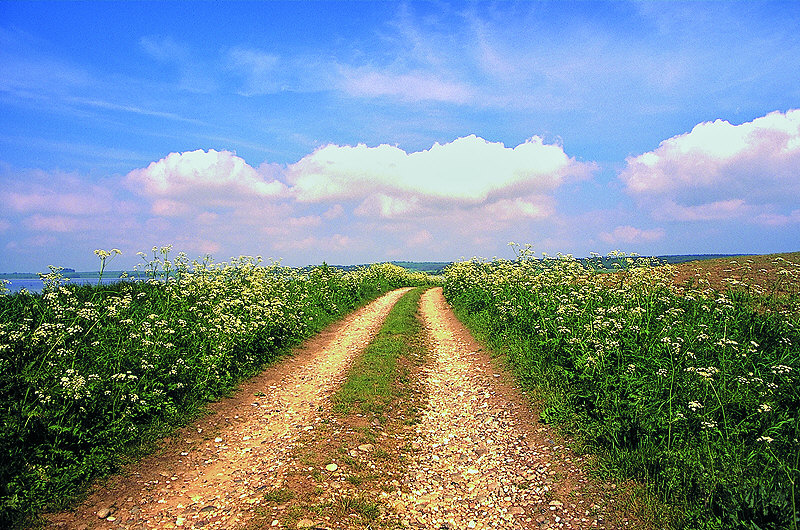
(670, 251, 800, 294)
(46, 287, 640, 530)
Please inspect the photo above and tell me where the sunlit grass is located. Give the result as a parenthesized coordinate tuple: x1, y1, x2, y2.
(443, 246, 800, 530)
(332, 287, 424, 416)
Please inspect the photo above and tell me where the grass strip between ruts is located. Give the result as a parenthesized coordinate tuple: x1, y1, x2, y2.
(252, 286, 428, 529)
(331, 286, 425, 417)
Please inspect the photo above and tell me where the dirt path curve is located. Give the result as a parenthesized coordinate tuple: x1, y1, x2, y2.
(48, 288, 413, 530)
(389, 287, 631, 529)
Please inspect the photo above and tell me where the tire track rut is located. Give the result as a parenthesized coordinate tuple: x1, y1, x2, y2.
(389, 287, 633, 529)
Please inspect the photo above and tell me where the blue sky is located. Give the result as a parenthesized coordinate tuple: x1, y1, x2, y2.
(1, 1, 799, 271)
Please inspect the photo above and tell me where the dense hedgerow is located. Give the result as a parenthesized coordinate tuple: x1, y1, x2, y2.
(0, 248, 433, 528)
(443, 247, 800, 529)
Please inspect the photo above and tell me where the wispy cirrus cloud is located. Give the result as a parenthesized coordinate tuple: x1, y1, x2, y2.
(69, 97, 207, 125)
(338, 66, 475, 104)
(226, 47, 281, 95)
(139, 35, 186, 62)
(139, 35, 217, 93)
(224, 45, 339, 96)
(0, 27, 91, 98)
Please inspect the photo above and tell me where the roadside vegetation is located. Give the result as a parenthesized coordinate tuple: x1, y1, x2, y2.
(443, 246, 800, 529)
(0, 247, 432, 528)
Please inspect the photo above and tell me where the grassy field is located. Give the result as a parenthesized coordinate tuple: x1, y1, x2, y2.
(443, 248, 800, 529)
(0, 249, 433, 528)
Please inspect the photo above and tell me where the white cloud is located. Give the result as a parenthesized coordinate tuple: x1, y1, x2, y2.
(127, 149, 286, 214)
(354, 194, 421, 218)
(622, 109, 800, 196)
(599, 225, 666, 244)
(620, 109, 800, 222)
(288, 135, 594, 205)
(483, 196, 554, 221)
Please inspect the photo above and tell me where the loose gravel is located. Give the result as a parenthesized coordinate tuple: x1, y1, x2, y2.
(387, 288, 633, 529)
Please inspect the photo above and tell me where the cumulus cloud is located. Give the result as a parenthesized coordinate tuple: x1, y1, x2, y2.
(288, 135, 594, 208)
(599, 225, 666, 244)
(127, 149, 286, 215)
(620, 109, 800, 222)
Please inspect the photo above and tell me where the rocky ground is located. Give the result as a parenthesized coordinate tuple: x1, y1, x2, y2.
(387, 288, 631, 529)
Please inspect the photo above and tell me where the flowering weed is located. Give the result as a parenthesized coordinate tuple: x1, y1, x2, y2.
(0, 250, 433, 528)
(443, 247, 799, 529)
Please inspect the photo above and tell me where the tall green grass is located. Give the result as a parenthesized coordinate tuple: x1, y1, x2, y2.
(0, 249, 432, 528)
(443, 249, 800, 529)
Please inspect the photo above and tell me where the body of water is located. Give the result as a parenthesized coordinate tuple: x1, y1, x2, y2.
(2, 277, 143, 294)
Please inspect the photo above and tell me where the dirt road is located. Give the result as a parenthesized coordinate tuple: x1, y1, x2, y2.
(49, 287, 634, 529)
(48, 288, 412, 530)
